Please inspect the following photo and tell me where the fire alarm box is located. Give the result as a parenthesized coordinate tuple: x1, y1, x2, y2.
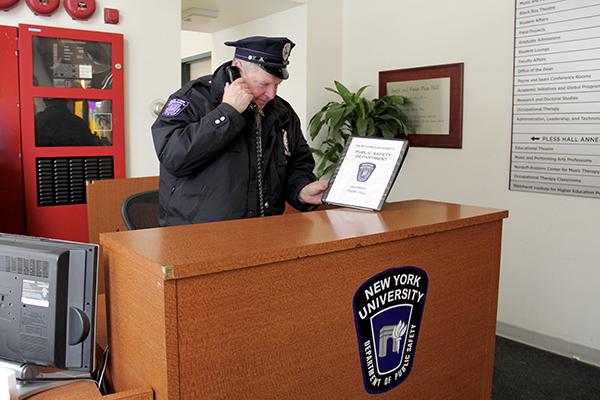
(64, 0, 96, 20)
(18, 24, 125, 241)
(0, 0, 20, 11)
(25, 0, 60, 15)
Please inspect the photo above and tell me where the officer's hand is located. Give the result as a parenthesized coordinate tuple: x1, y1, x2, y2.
(222, 78, 253, 113)
(299, 180, 330, 205)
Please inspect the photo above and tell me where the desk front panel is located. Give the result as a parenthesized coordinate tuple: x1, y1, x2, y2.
(174, 220, 502, 399)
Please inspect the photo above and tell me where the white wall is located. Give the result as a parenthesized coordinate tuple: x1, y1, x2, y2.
(211, 6, 308, 131)
(181, 30, 212, 60)
(305, 0, 343, 136)
(208, 2, 342, 137)
(341, 0, 600, 352)
(0, 0, 180, 177)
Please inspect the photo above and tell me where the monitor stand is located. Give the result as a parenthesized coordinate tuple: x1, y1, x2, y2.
(0, 360, 92, 399)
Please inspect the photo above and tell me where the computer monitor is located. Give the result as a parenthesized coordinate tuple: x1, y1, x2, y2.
(0, 233, 98, 378)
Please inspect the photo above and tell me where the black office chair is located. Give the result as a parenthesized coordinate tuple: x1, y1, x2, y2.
(120, 190, 160, 230)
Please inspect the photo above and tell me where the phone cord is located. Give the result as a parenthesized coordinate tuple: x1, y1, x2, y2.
(255, 110, 265, 217)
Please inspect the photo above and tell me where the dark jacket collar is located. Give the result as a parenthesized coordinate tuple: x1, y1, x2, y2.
(208, 61, 230, 104)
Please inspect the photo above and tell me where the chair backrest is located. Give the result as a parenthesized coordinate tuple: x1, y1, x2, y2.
(121, 190, 160, 230)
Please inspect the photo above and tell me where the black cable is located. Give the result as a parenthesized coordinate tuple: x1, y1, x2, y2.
(96, 346, 110, 394)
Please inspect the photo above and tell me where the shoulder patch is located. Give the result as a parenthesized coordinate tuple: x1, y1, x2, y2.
(162, 98, 190, 117)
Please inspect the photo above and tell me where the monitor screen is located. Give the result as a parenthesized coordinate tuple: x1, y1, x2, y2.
(0, 233, 98, 372)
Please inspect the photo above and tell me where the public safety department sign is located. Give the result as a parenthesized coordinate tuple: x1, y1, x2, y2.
(353, 267, 428, 394)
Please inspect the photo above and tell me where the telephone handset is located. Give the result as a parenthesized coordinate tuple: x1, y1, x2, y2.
(226, 66, 241, 83)
(225, 65, 256, 112)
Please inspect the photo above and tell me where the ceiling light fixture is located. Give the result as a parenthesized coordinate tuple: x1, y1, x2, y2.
(181, 7, 219, 22)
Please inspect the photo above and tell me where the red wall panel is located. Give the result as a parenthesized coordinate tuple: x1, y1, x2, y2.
(0, 25, 26, 234)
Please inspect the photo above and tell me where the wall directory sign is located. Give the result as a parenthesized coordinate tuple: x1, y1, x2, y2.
(510, 0, 600, 199)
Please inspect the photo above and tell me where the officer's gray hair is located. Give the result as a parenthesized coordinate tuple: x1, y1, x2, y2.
(234, 59, 260, 72)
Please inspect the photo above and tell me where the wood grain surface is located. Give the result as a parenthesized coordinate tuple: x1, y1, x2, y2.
(27, 381, 103, 400)
(87, 176, 159, 244)
(86, 176, 159, 296)
(101, 199, 507, 280)
(101, 200, 507, 400)
(27, 381, 153, 400)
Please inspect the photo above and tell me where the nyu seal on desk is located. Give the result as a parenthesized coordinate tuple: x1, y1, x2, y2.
(353, 267, 428, 394)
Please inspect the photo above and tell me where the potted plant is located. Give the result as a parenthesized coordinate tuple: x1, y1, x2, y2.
(308, 81, 409, 178)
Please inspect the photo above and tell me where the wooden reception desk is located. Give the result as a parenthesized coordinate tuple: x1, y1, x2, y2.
(101, 200, 508, 400)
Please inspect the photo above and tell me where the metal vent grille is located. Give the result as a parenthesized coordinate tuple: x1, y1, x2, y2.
(0, 255, 49, 278)
(20, 333, 49, 354)
(36, 156, 114, 207)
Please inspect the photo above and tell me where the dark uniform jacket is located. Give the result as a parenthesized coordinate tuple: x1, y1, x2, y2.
(35, 101, 100, 147)
(151, 62, 316, 226)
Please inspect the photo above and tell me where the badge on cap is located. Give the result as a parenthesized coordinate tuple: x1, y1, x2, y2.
(162, 98, 189, 118)
(282, 42, 291, 61)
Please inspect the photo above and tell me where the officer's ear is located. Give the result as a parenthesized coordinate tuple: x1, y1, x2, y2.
(232, 59, 243, 70)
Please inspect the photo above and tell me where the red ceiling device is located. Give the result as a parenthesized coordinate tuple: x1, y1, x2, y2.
(0, 0, 20, 11)
(25, 0, 60, 15)
(64, 0, 95, 20)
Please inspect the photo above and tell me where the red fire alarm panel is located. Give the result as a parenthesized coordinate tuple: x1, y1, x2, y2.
(25, 0, 60, 15)
(64, 0, 96, 20)
(18, 24, 125, 241)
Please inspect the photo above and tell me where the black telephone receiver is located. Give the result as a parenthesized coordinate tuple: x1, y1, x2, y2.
(226, 66, 241, 83)
(226, 65, 255, 111)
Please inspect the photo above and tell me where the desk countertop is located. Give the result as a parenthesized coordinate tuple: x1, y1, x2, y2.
(100, 199, 507, 280)
(28, 381, 102, 399)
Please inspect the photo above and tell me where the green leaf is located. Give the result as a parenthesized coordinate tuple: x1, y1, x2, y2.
(377, 114, 404, 127)
(324, 86, 339, 96)
(367, 118, 375, 136)
(334, 81, 353, 104)
(322, 163, 337, 177)
(364, 98, 375, 114)
(355, 85, 369, 99)
(344, 103, 357, 115)
(310, 148, 324, 157)
(328, 107, 346, 129)
(308, 113, 326, 140)
(356, 117, 367, 136)
(323, 144, 339, 158)
(381, 124, 394, 139)
(309, 80, 410, 176)
(315, 161, 328, 178)
(316, 156, 335, 178)
(357, 98, 366, 120)
(309, 121, 324, 140)
(383, 95, 405, 105)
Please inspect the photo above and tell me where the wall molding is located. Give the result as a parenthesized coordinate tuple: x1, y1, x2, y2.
(497, 321, 600, 367)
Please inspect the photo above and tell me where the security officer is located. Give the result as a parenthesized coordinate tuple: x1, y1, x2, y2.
(152, 36, 328, 226)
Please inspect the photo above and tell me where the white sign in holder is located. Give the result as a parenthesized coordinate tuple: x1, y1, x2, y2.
(322, 136, 409, 211)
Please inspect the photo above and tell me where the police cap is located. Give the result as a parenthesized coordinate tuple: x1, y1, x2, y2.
(224, 36, 295, 80)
